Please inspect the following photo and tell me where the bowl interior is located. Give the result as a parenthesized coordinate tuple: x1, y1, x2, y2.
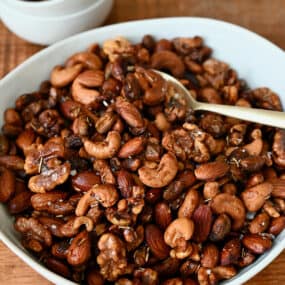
(0, 17, 285, 285)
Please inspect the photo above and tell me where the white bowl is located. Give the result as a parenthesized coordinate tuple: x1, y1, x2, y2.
(2, 0, 96, 17)
(0, 18, 285, 285)
(0, 0, 113, 45)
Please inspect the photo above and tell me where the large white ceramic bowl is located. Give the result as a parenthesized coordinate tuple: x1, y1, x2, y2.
(0, 18, 285, 285)
(2, 0, 96, 17)
(0, 0, 113, 45)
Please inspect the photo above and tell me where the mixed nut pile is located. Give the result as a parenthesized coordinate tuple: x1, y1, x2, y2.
(0, 35, 285, 285)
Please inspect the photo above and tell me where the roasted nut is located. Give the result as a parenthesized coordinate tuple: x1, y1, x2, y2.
(195, 161, 229, 181)
(71, 171, 101, 192)
(201, 243, 219, 268)
(241, 182, 273, 212)
(0, 155, 24, 170)
(210, 214, 231, 242)
(83, 131, 121, 159)
(145, 224, 170, 260)
(210, 193, 245, 230)
(242, 234, 272, 254)
(45, 257, 71, 278)
(66, 51, 102, 70)
(93, 159, 116, 184)
(220, 238, 241, 266)
(118, 136, 145, 158)
(273, 130, 285, 168)
(178, 188, 200, 219)
(249, 212, 270, 234)
(138, 152, 178, 188)
(270, 178, 285, 198)
(269, 216, 285, 235)
(0, 168, 16, 202)
(154, 202, 172, 230)
(95, 111, 117, 134)
(86, 270, 104, 285)
(76, 184, 118, 216)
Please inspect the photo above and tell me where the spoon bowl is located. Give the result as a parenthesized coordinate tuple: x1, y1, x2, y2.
(155, 70, 285, 129)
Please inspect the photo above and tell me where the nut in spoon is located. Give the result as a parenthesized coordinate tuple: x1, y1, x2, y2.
(154, 70, 285, 129)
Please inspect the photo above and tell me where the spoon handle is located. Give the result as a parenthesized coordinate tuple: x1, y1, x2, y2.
(195, 102, 285, 129)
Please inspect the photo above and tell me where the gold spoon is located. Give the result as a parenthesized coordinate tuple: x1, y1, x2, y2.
(154, 70, 285, 129)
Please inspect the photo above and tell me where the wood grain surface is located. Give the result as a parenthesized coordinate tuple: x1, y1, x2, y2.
(0, 0, 285, 284)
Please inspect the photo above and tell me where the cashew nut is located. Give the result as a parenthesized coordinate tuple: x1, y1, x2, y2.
(210, 193, 246, 230)
(151, 50, 185, 78)
(76, 184, 119, 216)
(72, 71, 101, 105)
(72, 216, 94, 232)
(93, 159, 116, 184)
(50, 64, 83, 87)
(243, 129, 263, 156)
(241, 182, 273, 212)
(66, 51, 102, 70)
(83, 131, 121, 159)
(138, 152, 178, 188)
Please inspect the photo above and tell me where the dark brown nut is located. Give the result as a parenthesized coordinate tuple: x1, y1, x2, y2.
(45, 257, 71, 278)
(221, 183, 237, 195)
(173, 36, 203, 54)
(145, 188, 162, 204)
(66, 51, 102, 70)
(212, 266, 237, 280)
(210, 214, 232, 241)
(133, 268, 158, 285)
(270, 178, 285, 198)
(51, 240, 69, 259)
(246, 173, 264, 188)
(97, 233, 128, 281)
(197, 267, 217, 285)
(199, 87, 222, 104)
(178, 188, 199, 219)
(0, 155, 24, 170)
(71, 171, 101, 192)
(72, 115, 92, 136)
(0, 168, 16, 202)
(31, 192, 76, 216)
(210, 193, 245, 230)
(138, 152, 178, 188)
(269, 216, 285, 235)
(2, 123, 22, 138)
(117, 170, 134, 198)
(15, 217, 52, 246)
(184, 279, 199, 285)
(38, 216, 65, 237)
(83, 131, 121, 159)
(4, 108, 21, 125)
(87, 270, 104, 285)
(8, 189, 32, 214)
(118, 136, 145, 158)
(122, 157, 141, 172)
(240, 155, 265, 172)
(249, 212, 270, 234)
(95, 111, 117, 134)
(153, 257, 180, 277)
(242, 234, 272, 254)
(163, 181, 184, 202)
(60, 100, 82, 120)
(201, 243, 219, 268)
(180, 260, 200, 276)
(145, 224, 170, 260)
(243, 129, 263, 156)
(154, 202, 172, 230)
(241, 182, 273, 212)
(162, 278, 183, 285)
(272, 130, 285, 168)
(67, 230, 91, 266)
(22, 238, 44, 253)
(76, 184, 118, 216)
(220, 238, 241, 266)
(192, 205, 212, 243)
(93, 159, 116, 184)
(194, 161, 229, 181)
(238, 250, 256, 268)
(28, 162, 71, 193)
(50, 64, 83, 87)
(115, 96, 144, 128)
(16, 129, 36, 154)
(151, 50, 185, 78)
(199, 113, 226, 138)
(0, 134, 9, 155)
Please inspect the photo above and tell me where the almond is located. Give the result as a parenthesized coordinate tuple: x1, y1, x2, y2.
(71, 171, 101, 192)
(154, 202, 172, 230)
(220, 238, 241, 266)
(77, 70, 104, 87)
(118, 137, 145, 158)
(270, 178, 285, 198)
(242, 234, 272, 254)
(201, 243, 219, 268)
(145, 224, 170, 260)
(240, 155, 265, 172)
(194, 161, 229, 181)
(269, 216, 285, 235)
(116, 170, 134, 198)
(192, 205, 212, 242)
(210, 214, 231, 241)
(249, 212, 270, 234)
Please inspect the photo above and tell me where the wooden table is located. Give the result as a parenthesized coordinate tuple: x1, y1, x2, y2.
(0, 0, 285, 284)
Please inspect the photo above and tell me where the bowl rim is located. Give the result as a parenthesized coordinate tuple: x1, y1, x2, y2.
(3, 0, 64, 8)
(1, 0, 107, 21)
(0, 17, 285, 285)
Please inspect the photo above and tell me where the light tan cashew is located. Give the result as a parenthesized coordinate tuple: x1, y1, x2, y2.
(93, 159, 116, 184)
(50, 64, 83, 87)
(83, 131, 121, 159)
(178, 188, 200, 218)
(241, 182, 273, 212)
(210, 193, 246, 230)
(243, 129, 263, 156)
(76, 184, 119, 216)
(66, 51, 102, 70)
(72, 216, 94, 232)
(138, 152, 178, 188)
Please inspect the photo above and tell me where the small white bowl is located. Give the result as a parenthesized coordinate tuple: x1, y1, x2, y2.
(0, 18, 285, 285)
(0, 0, 113, 45)
(2, 0, 96, 17)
